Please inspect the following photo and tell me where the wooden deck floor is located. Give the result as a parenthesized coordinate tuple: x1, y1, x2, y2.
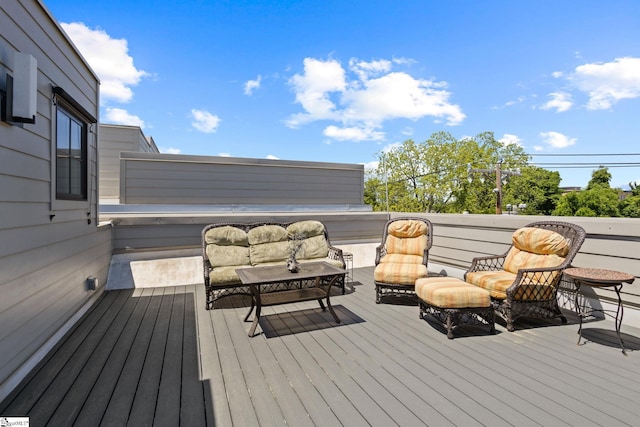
(2, 266, 640, 426)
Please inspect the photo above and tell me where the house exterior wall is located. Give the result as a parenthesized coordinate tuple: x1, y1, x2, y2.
(98, 124, 158, 201)
(0, 0, 112, 400)
(118, 152, 366, 205)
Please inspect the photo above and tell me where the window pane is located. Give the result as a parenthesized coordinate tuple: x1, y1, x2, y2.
(56, 105, 88, 200)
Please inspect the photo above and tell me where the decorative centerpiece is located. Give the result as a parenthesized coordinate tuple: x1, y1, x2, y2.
(287, 233, 305, 273)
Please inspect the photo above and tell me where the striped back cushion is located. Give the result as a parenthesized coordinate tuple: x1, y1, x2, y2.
(385, 220, 429, 257)
(503, 227, 569, 275)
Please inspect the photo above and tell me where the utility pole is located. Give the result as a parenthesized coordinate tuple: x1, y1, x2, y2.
(468, 159, 520, 214)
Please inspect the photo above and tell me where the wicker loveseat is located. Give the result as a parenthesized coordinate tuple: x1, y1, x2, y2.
(464, 221, 586, 331)
(202, 220, 345, 309)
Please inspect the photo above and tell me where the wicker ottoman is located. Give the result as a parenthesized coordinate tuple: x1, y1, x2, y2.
(415, 277, 495, 339)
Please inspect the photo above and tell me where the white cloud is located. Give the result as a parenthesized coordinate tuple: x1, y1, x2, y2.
(191, 109, 221, 133)
(218, 152, 231, 157)
(569, 57, 640, 109)
(539, 131, 576, 148)
(160, 147, 181, 154)
(533, 145, 544, 152)
(541, 92, 573, 112)
(244, 75, 262, 95)
(323, 125, 385, 141)
(61, 22, 148, 104)
(286, 58, 346, 127)
(104, 107, 145, 128)
(286, 57, 464, 141)
(499, 134, 522, 147)
(363, 161, 379, 171)
(266, 154, 279, 160)
(349, 58, 392, 81)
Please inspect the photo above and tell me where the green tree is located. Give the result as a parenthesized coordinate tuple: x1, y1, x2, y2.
(502, 166, 562, 215)
(367, 131, 530, 213)
(619, 181, 640, 218)
(553, 167, 621, 217)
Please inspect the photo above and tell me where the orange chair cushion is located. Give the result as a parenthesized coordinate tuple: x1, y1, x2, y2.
(415, 277, 491, 308)
(465, 270, 556, 301)
(384, 220, 429, 256)
(374, 262, 428, 285)
(465, 270, 516, 299)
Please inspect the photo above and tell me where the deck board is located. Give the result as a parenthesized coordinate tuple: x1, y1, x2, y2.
(2, 267, 640, 426)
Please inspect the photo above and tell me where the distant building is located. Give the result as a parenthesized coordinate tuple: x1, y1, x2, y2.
(98, 124, 159, 203)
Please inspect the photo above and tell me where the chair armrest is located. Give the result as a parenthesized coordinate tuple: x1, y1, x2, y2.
(374, 245, 386, 265)
(203, 258, 211, 285)
(466, 254, 506, 273)
(506, 266, 563, 300)
(327, 245, 345, 268)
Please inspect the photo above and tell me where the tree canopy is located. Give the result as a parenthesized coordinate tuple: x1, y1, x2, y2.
(365, 133, 639, 218)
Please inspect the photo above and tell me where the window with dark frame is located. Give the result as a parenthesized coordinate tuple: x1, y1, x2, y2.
(56, 103, 88, 200)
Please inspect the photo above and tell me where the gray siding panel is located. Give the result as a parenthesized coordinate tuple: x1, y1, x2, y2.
(98, 125, 159, 200)
(119, 152, 365, 205)
(0, 0, 109, 400)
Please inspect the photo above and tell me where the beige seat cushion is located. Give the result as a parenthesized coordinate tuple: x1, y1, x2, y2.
(374, 262, 428, 285)
(416, 277, 491, 308)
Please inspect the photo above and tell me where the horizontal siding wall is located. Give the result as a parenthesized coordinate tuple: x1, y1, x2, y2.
(104, 211, 640, 308)
(0, 0, 110, 401)
(119, 152, 365, 205)
(98, 125, 158, 200)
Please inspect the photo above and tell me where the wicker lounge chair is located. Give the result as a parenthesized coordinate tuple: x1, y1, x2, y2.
(464, 220, 586, 331)
(373, 217, 433, 303)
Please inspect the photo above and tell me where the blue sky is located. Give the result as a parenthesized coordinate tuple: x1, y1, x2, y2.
(44, 0, 640, 188)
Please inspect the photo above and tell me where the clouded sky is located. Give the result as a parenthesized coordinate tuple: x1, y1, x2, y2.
(45, 0, 640, 188)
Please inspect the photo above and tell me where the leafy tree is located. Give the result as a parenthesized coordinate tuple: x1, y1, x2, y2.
(553, 167, 621, 217)
(502, 166, 562, 215)
(619, 181, 640, 218)
(367, 131, 530, 213)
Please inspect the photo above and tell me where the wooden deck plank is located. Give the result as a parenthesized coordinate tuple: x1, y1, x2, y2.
(261, 312, 370, 426)
(31, 290, 139, 426)
(194, 282, 232, 426)
(71, 287, 154, 426)
(127, 287, 175, 426)
(154, 287, 186, 426)
(179, 285, 209, 427)
(2, 266, 640, 427)
(210, 300, 260, 427)
(219, 303, 288, 425)
(258, 314, 345, 426)
(0, 290, 121, 416)
(277, 308, 399, 427)
(342, 279, 536, 426)
(100, 287, 165, 426)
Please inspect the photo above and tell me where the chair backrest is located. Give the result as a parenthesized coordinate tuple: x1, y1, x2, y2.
(503, 221, 586, 275)
(380, 217, 433, 262)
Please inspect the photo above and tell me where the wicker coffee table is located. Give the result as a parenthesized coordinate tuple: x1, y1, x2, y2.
(236, 262, 346, 337)
(564, 267, 635, 355)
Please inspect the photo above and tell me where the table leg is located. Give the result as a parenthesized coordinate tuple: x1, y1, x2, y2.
(575, 282, 583, 346)
(325, 274, 341, 324)
(613, 284, 627, 356)
(248, 285, 262, 337)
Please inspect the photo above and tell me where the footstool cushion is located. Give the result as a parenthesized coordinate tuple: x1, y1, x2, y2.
(415, 277, 495, 339)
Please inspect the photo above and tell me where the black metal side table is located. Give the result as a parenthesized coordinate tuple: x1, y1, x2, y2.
(564, 267, 635, 355)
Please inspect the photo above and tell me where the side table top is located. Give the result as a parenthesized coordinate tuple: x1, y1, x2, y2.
(564, 267, 635, 285)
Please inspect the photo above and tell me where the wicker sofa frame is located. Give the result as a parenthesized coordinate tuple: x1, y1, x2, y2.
(202, 221, 346, 310)
(464, 220, 586, 331)
(374, 217, 433, 303)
